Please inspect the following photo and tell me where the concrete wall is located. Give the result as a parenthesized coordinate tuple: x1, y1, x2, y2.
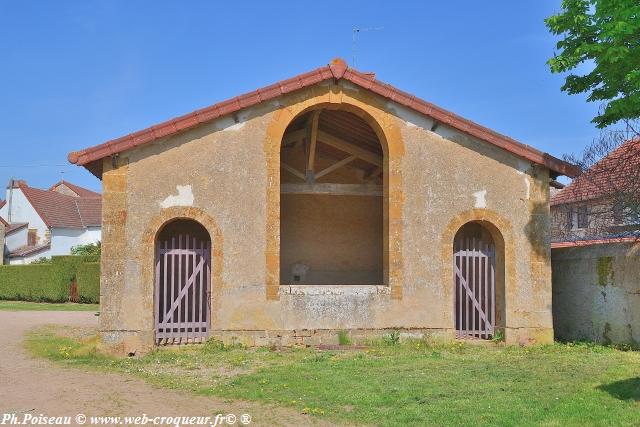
(280, 194, 382, 285)
(552, 242, 640, 345)
(98, 80, 554, 355)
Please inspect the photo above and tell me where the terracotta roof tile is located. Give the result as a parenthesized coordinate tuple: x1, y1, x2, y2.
(551, 236, 639, 248)
(69, 58, 579, 178)
(10, 242, 50, 257)
(49, 180, 101, 198)
(19, 182, 101, 229)
(551, 138, 640, 206)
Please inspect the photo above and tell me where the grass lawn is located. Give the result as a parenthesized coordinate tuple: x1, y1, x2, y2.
(27, 328, 640, 426)
(0, 300, 99, 311)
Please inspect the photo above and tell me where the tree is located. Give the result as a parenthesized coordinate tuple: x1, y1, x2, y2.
(545, 0, 640, 128)
(70, 242, 101, 257)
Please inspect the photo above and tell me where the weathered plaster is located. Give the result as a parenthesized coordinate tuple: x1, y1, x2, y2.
(97, 80, 555, 354)
(553, 242, 640, 345)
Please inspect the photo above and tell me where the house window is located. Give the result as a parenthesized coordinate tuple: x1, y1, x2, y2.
(565, 207, 574, 231)
(577, 205, 589, 229)
(27, 229, 37, 246)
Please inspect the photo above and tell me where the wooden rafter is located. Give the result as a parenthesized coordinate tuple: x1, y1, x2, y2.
(315, 155, 357, 179)
(307, 110, 320, 174)
(317, 130, 382, 167)
(280, 162, 305, 181)
(282, 128, 382, 167)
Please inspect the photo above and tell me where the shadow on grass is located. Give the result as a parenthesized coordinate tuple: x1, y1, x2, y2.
(597, 377, 640, 401)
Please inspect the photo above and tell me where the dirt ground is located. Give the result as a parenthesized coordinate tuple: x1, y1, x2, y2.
(0, 311, 333, 426)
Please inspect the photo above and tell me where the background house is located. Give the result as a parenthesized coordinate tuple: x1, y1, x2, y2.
(0, 179, 101, 264)
(550, 138, 640, 346)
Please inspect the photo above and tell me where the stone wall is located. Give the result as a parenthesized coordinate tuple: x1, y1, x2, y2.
(97, 80, 554, 355)
(552, 242, 640, 345)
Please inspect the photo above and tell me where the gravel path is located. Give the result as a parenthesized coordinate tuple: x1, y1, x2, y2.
(0, 311, 332, 426)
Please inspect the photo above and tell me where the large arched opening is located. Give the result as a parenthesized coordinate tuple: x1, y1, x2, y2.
(154, 218, 211, 344)
(279, 108, 385, 286)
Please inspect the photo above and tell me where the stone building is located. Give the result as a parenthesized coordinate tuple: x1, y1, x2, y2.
(69, 59, 578, 355)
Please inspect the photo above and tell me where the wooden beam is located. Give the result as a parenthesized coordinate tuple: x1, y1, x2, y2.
(280, 162, 305, 181)
(307, 110, 320, 174)
(281, 183, 382, 196)
(317, 130, 382, 167)
(315, 155, 357, 179)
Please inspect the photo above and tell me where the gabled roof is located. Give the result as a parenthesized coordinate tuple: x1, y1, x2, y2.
(49, 180, 101, 198)
(0, 199, 5, 209)
(551, 137, 640, 206)
(68, 58, 579, 178)
(0, 216, 8, 227)
(18, 182, 101, 229)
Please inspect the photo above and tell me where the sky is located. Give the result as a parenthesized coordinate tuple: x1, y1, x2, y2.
(0, 1, 603, 193)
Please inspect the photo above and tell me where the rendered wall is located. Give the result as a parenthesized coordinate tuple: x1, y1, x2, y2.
(280, 194, 383, 285)
(98, 80, 554, 355)
(552, 242, 640, 345)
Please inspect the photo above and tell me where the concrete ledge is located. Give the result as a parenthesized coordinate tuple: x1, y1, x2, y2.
(279, 284, 390, 296)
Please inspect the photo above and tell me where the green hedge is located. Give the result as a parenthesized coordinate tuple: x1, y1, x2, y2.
(0, 256, 100, 303)
(76, 263, 100, 304)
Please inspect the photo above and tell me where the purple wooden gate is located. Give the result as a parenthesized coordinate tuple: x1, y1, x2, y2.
(454, 236, 495, 339)
(155, 235, 211, 344)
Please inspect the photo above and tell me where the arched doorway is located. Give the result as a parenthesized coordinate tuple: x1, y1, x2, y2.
(279, 108, 384, 286)
(454, 222, 501, 339)
(155, 219, 211, 344)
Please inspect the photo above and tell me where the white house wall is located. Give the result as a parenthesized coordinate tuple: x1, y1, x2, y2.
(2, 188, 48, 240)
(4, 227, 28, 252)
(50, 227, 101, 256)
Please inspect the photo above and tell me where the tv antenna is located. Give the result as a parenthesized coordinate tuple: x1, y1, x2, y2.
(352, 27, 383, 68)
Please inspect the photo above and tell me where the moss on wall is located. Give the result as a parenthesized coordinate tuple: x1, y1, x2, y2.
(597, 256, 614, 286)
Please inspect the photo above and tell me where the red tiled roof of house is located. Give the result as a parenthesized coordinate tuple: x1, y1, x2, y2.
(0, 216, 8, 227)
(68, 58, 579, 178)
(10, 242, 50, 257)
(551, 137, 640, 206)
(551, 236, 639, 248)
(0, 199, 5, 209)
(49, 180, 101, 198)
(18, 182, 101, 229)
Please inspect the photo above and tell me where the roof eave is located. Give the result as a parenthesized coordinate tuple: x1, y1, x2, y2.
(69, 59, 579, 179)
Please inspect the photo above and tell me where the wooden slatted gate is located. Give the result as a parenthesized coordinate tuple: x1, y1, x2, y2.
(155, 235, 211, 344)
(454, 236, 495, 339)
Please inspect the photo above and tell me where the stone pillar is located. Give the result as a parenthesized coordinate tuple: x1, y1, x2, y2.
(98, 156, 151, 356)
